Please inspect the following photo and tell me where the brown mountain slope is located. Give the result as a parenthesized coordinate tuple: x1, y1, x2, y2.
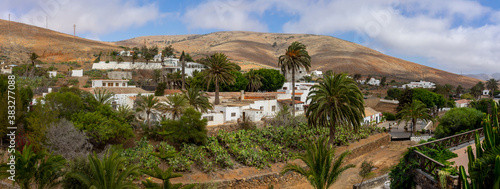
(0, 19, 119, 65)
(116, 31, 481, 88)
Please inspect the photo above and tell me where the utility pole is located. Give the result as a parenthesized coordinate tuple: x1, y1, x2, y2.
(73, 24, 76, 43)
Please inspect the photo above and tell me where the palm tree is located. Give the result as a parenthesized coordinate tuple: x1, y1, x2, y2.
(397, 99, 433, 137)
(136, 95, 162, 129)
(116, 105, 135, 122)
(244, 69, 263, 92)
(183, 86, 213, 113)
(278, 41, 311, 116)
(487, 78, 499, 98)
(164, 93, 188, 120)
(306, 73, 365, 144)
(180, 51, 186, 90)
(282, 137, 355, 189)
(70, 149, 140, 189)
(93, 88, 114, 105)
(142, 167, 195, 189)
(30, 52, 39, 66)
(201, 52, 237, 105)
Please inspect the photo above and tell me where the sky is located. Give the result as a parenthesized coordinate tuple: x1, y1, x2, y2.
(2, 0, 500, 74)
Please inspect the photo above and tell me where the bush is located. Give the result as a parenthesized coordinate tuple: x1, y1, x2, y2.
(44, 119, 93, 159)
(83, 84, 90, 88)
(68, 78, 79, 86)
(120, 137, 160, 170)
(382, 112, 396, 121)
(161, 108, 208, 145)
(434, 107, 484, 138)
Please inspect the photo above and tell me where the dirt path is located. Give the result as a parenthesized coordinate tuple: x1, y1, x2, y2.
(275, 140, 415, 189)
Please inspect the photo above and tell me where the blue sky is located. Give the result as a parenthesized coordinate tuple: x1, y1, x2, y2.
(2, 0, 500, 74)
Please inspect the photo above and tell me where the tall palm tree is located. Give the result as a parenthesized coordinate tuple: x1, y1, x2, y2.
(183, 86, 213, 113)
(397, 99, 433, 137)
(244, 69, 263, 92)
(164, 93, 188, 120)
(132, 53, 138, 64)
(180, 51, 186, 90)
(487, 78, 499, 98)
(282, 137, 355, 189)
(136, 95, 162, 129)
(201, 52, 237, 105)
(141, 167, 195, 189)
(93, 88, 114, 105)
(278, 41, 311, 116)
(306, 73, 365, 144)
(70, 149, 140, 189)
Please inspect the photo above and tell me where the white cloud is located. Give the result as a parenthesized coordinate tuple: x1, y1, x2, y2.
(0, 0, 161, 36)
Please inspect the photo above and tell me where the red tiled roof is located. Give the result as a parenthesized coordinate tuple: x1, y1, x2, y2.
(164, 89, 182, 95)
(455, 99, 471, 104)
(277, 99, 304, 104)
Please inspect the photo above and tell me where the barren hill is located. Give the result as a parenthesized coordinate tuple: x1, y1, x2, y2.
(0, 19, 119, 65)
(116, 31, 481, 88)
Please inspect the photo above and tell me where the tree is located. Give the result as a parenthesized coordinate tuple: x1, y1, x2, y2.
(30, 52, 39, 66)
(69, 149, 140, 189)
(155, 82, 167, 96)
(365, 75, 371, 84)
(380, 76, 387, 86)
(142, 46, 153, 64)
(278, 41, 311, 116)
(116, 105, 135, 123)
(471, 81, 485, 99)
(434, 107, 484, 138)
(136, 95, 162, 129)
(163, 45, 175, 58)
(180, 51, 186, 90)
(44, 91, 84, 119)
(254, 69, 285, 91)
(486, 78, 499, 98)
(386, 88, 402, 100)
(0, 145, 66, 189)
(165, 93, 188, 120)
(397, 99, 433, 137)
(244, 69, 263, 92)
(281, 137, 355, 189)
(183, 86, 213, 113)
(359, 161, 374, 185)
(141, 167, 195, 189)
(93, 88, 114, 106)
(306, 73, 365, 144)
(44, 119, 93, 160)
(219, 71, 248, 92)
(161, 107, 208, 145)
(353, 73, 362, 81)
(132, 53, 138, 64)
(456, 85, 463, 97)
(201, 52, 237, 105)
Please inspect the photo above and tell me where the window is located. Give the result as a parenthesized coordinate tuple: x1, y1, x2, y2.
(107, 82, 112, 87)
(294, 97, 301, 101)
(231, 113, 236, 117)
(203, 116, 214, 121)
(260, 106, 264, 110)
(272, 105, 276, 111)
(283, 87, 288, 90)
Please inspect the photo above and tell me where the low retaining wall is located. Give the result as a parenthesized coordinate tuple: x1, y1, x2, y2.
(353, 174, 389, 189)
(347, 134, 391, 159)
(206, 121, 265, 136)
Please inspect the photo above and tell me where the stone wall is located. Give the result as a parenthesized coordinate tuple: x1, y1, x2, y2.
(206, 121, 265, 136)
(353, 174, 389, 189)
(347, 134, 391, 159)
(414, 169, 440, 189)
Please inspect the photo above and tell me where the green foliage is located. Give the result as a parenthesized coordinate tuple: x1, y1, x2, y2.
(83, 69, 107, 78)
(397, 99, 433, 135)
(200, 52, 238, 104)
(281, 137, 354, 189)
(183, 86, 213, 113)
(155, 82, 167, 96)
(219, 71, 248, 92)
(62, 157, 91, 189)
(68, 78, 79, 86)
(120, 137, 160, 170)
(306, 73, 365, 144)
(435, 107, 484, 138)
(386, 88, 402, 100)
(461, 93, 474, 100)
(253, 69, 285, 92)
(244, 69, 264, 92)
(359, 161, 374, 183)
(71, 105, 134, 144)
(382, 112, 396, 121)
(470, 98, 495, 113)
(161, 107, 208, 145)
(69, 148, 140, 189)
(389, 148, 419, 189)
(44, 91, 84, 119)
(141, 167, 195, 189)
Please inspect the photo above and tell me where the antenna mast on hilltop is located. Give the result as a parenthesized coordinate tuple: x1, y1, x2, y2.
(73, 24, 76, 43)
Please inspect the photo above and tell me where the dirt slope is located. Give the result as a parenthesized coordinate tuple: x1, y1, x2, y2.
(116, 31, 481, 87)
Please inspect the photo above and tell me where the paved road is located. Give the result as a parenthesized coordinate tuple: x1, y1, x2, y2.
(377, 120, 431, 139)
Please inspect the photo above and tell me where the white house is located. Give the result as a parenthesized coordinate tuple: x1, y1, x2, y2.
(119, 51, 133, 57)
(48, 71, 57, 78)
(281, 67, 308, 82)
(92, 79, 130, 88)
(153, 53, 162, 62)
(367, 78, 381, 86)
(455, 99, 471, 108)
(363, 107, 382, 125)
(1, 65, 13, 74)
(89, 88, 154, 109)
(71, 69, 83, 77)
(483, 90, 490, 96)
(311, 70, 323, 77)
(402, 80, 436, 89)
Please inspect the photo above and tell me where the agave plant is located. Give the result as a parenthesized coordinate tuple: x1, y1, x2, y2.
(141, 167, 195, 189)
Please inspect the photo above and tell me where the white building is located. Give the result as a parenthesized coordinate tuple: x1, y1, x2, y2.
(483, 90, 490, 96)
(281, 67, 308, 82)
(455, 99, 471, 108)
(367, 78, 381, 86)
(71, 69, 83, 77)
(89, 88, 154, 109)
(153, 53, 162, 62)
(402, 80, 436, 89)
(363, 107, 382, 125)
(48, 71, 57, 78)
(119, 50, 133, 56)
(1, 65, 13, 74)
(311, 70, 323, 77)
(92, 79, 130, 88)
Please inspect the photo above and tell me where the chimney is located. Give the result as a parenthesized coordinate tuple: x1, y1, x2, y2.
(240, 90, 245, 101)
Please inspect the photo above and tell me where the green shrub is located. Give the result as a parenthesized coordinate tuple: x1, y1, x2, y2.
(161, 108, 208, 145)
(68, 78, 79, 86)
(434, 107, 484, 138)
(120, 137, 159, 170)
(382, 112, 396, 121)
